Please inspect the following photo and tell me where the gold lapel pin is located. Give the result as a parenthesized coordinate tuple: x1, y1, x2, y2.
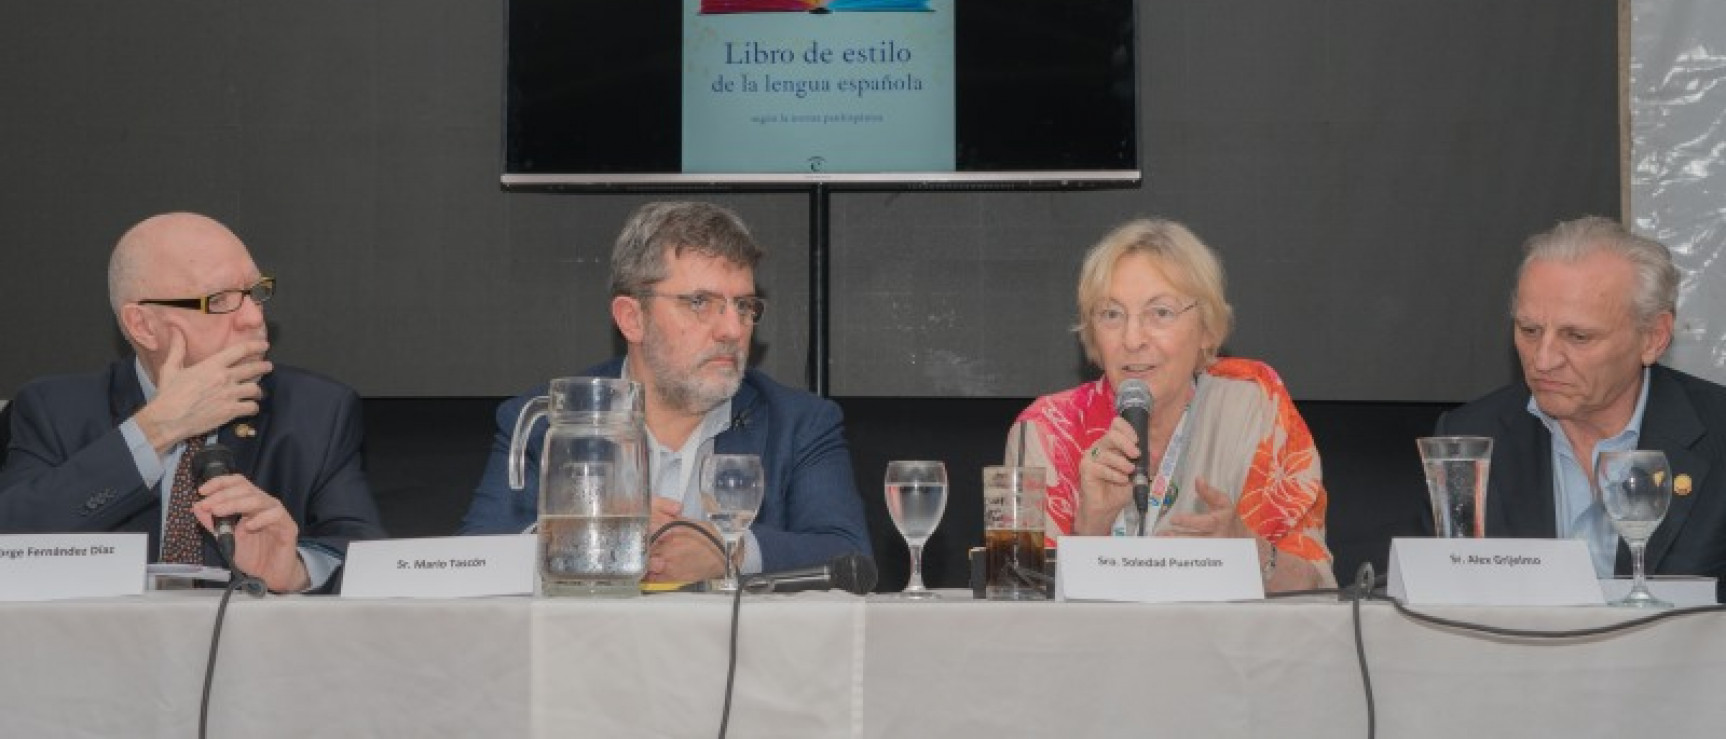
(1674, 474, 1693, 497)
(235, 423, 257, 439)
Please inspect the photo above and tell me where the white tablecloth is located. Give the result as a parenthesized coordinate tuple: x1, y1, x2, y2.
(1, 590, 1720, 737)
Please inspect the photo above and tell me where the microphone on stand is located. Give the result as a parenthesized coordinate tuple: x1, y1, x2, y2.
(1115, 379, 1153, 535)
(744, 552, 877, 595)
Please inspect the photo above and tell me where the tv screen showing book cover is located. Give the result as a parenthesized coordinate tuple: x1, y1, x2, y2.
(503, 0, 1139, 189)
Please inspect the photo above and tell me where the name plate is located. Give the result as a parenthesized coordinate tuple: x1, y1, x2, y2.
(1387, 537, 1603, 606)
(1056, 536, 1265, 603)
(341, 535, 536, 598)
(0, 533, 146, 601)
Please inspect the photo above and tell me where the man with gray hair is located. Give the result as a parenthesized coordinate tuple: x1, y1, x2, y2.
(1435, 216, 1726, 592)
(461, 201, 871, 584)
(0, 212, 386, 592)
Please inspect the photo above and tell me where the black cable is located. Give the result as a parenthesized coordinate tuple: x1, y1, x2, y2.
(1006, 561, 1054, 589)
(199, 573, 248, 739)
(647, 520, 738, 739)
(1238, 567, 1726, 739)
(1249, 574, 1383, 738)
(1346, 561, 1726, 739)
(646, 519, 726, 553)
(721, 563, 744, 739)
(197, 532, 267, 739)
(1264, 569, 1379, 739)
(1350, 564, 1377, 739)
(1379, 591, 1726, 639)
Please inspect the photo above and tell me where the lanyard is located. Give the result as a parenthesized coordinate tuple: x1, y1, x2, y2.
(1112, 397, 1195, 537)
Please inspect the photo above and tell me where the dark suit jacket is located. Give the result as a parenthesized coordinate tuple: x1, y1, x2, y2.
(0, 358, 387, 587)
(459, 358, 872, 572)
(1435, 364, 1726, 593)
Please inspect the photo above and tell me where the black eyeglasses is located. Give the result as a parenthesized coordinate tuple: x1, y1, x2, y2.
(137, 277, 275, 315)
(639, 291, 766, 325)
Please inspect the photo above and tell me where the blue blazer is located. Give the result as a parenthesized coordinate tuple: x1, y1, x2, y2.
(0, 358, 387, 586)
(1435, 364, 1726, 594)
(460, 358, 872, 572)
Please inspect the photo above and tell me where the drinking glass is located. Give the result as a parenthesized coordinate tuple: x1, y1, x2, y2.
(885, 460, 948, 600)
(984, 466, 1047, 600)
(701, 454, 765, 594)
(1595, 450, 1673, 608)
(1416, 436, 1493, 538)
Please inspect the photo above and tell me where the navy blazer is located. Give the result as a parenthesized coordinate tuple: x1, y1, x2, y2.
(1435, 364, 1726, 594)
(460, 358, 872, 572)
(0, 358, 387, 585)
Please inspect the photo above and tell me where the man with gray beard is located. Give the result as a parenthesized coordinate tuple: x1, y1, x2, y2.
(460, 202, 872, 583)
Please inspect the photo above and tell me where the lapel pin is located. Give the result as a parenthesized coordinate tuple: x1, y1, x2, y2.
(235, 423, 256, 439)
(1674, 474, 1692, 497)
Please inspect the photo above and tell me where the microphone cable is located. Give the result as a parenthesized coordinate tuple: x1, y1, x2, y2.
(1288, 562, 1726, 739)
(1265, 580, 1370, 738)
(648, 520, 739, 739)
(197, 528, 267, 739)
(1377, 588, 1726, 638)
(1348, 564, 1377, 739)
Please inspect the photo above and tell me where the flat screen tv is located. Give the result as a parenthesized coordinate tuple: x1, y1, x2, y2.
(503, 0, 1139, 190)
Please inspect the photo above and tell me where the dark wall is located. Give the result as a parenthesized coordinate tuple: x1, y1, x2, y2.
(0, 1, 1617, 403)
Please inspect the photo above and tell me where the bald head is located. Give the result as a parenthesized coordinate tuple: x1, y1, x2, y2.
(108, 213, 252, 316)
(108, 213, 268, 368)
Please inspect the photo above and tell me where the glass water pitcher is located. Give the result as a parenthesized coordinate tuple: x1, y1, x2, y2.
(508, 377, 650, 596)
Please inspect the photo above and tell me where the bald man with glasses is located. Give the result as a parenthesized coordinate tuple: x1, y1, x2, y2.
(460, 202, 872, 584)
(0, 212, 385, 593)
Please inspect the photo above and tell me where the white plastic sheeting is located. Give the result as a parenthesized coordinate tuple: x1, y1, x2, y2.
(1631, 0, 1726, 385)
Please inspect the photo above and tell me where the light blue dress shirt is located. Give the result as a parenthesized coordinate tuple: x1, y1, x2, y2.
(116, 358, 337, 590)
(625, 358, 764, 575)
(1526, 367, 1651, 577)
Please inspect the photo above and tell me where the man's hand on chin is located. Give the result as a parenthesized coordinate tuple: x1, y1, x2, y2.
(135, 332, 272, 455)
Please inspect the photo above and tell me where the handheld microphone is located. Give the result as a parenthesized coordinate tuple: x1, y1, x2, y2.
(744, 552, 877, 595)
(192, 444, 240, 563)
(1115, 379, 1153, 534)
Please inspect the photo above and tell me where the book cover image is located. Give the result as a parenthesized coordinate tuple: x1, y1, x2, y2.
(683, 0, 955, 174)
(702, 1, 932, 14)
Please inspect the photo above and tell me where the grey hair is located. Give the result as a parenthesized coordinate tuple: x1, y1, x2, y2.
(609, 202, 763, 296)
(107, 242, 141, 317)
(106, 216, 162, 317)
(1516, 216, 1679, 327)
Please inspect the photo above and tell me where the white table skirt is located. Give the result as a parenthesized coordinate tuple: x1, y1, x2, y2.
(1, 590, 1719, 738)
